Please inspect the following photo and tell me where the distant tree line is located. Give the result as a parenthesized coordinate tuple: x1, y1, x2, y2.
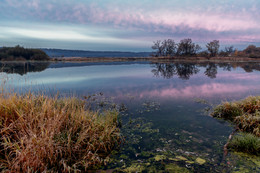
(0, 45, 50, 61)
(151, 38, 201, 57)
(152, 38, 260, 58)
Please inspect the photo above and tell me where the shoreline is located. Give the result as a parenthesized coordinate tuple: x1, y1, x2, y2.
(1, 56, 260, 63)
(52, 56, 260, 63)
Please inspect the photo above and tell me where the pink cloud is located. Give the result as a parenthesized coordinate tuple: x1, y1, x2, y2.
(2, 0, 260, 44)
(217, 73, 260, 80)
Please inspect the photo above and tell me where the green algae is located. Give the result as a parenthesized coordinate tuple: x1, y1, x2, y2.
(101, 97, 259, 172)
(154, 155, 167, 161)
(165, 163, 190, 173)
(186, 160, 195, 164)
(123, 163, 145, 172)
(195, 157, 206, 165)
(175, 156, 188, 161)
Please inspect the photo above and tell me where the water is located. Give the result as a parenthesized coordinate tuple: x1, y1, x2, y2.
(1, 61, 260, 172)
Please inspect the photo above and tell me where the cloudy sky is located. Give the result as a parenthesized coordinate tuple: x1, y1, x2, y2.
(0, 0, 260, 51)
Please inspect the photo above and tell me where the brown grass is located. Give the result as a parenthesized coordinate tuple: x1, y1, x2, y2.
(0, 92, 122, 172)
(211, 96, 260, 137)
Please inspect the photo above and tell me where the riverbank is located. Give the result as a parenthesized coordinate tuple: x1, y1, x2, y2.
(53, 56, 260, 63)
(1, 56, 260, 63)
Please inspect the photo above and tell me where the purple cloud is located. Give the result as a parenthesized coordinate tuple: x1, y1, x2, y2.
(1, 0, 260, 50)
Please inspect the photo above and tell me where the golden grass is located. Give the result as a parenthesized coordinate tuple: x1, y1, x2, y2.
(0, 92, 122, 172)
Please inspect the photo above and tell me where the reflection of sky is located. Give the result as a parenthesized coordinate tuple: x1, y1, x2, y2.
(4, 63, 260, 102)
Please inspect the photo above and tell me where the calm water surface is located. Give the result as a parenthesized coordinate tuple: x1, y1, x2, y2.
(1, 61, 260, 172)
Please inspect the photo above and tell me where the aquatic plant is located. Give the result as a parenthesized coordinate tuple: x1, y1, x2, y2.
(211, 96, 260, 156)
(0, 92, 122, 172)
(211, 96, 260, 137)
(228, 133, 260, 156)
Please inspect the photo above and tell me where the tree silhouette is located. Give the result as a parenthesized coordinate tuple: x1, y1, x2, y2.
(206, 40, 220, 57)
(177, 38, 201, 56)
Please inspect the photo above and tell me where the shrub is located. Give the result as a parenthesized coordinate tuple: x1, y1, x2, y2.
(0, 46, 50, 61)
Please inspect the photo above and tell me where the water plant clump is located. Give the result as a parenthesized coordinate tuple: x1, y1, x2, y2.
(211, 96, 260, 136)
(228, 133, 260, 156)
(0, 92, 122, 172)
(211, 96, 260, 155)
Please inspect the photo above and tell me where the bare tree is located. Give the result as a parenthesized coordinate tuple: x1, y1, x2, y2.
(162, 39, 176, 57)
(151, 40, 163, 57)
(206, 40, 220, 57)
(225, 46, 234, 54)
(177, 38, 201, 56)
(152, 39, 176, 57)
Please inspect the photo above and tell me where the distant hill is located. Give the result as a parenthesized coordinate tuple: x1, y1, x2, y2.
(41, 49, 152, 58)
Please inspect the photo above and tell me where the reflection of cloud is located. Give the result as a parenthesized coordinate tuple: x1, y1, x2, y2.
(217, 73, 260, 80)
(139, 83, 259, 99)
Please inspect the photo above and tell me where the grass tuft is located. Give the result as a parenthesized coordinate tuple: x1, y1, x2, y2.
(0, 92, 122, 172)
(211, 96, 260, 156)
(228, 133, 260, 156)
(211, 96, 260, 137)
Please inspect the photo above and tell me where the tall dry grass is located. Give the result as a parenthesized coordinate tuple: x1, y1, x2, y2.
(0, 92, 122, 172)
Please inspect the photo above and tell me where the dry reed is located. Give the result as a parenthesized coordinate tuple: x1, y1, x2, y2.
(0, 92, 122, 172)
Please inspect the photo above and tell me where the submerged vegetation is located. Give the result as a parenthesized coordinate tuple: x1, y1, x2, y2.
(211, 96, 260, 155)
(0, 92, 122, 172)
(0, 45, 50, 61)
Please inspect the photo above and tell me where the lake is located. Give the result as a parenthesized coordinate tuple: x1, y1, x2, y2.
(1, 61, 260, 172)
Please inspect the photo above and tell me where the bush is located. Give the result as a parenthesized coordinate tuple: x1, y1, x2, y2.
(0, 46, 50, 61)
(249, 54, 260, 58)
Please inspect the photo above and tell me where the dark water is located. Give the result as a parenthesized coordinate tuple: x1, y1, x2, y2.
(1, 61, 260, 172)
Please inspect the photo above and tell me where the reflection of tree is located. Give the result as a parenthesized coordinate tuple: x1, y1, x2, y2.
(204, 63, 217, 79)
(0, 62, 50, 75)
(239, 63, 260, 73)
(218, 63, 232, 71)
(151, 63, 200, 80)
(151, 62, 260, 79)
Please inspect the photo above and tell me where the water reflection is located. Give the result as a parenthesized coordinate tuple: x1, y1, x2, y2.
(1, 61, 259, 172)
(151, 62, 260, 79)
(151, 63, 199, 79)
(0, 62, 50, 75)
(204, 63, 217, 79)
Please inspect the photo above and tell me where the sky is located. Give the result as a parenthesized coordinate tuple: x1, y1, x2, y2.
(0, 0, 260, 51)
